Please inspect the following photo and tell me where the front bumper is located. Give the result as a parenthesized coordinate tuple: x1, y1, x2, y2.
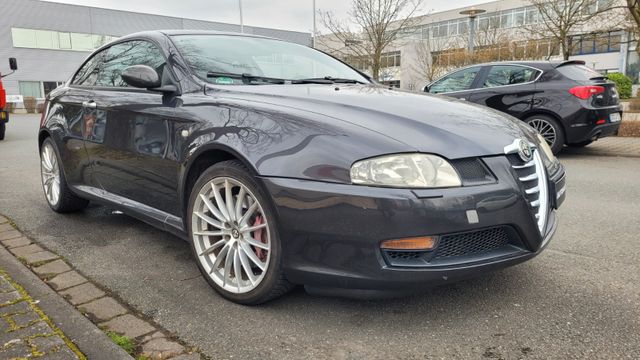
(262, 156, 564, 293)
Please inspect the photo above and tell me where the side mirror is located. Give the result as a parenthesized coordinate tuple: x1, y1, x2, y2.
(423, 84, 431, 93)
(121, 65, 161, 89)
(8, 58, 17, 71)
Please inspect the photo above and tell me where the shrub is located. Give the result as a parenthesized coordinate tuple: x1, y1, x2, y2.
(36, 103, 45, 113)
(607, 72, 632, 99)
(23, 96, 37, 113)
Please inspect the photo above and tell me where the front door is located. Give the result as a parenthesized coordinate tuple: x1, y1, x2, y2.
(84, 40, 181, 216)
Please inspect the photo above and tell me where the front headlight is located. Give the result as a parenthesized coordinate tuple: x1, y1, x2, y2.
(350, 153, 462, 188)
(536, 134, 559, 173)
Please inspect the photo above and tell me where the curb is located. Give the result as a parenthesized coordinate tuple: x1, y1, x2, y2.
(0, 216, 203, 360)
(0, 235, 131, 359)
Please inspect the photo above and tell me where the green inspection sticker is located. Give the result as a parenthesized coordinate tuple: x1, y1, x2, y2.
(214, 77, 234, 85)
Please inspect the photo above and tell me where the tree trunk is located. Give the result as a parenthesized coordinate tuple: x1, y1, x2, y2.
(627, 0, 640, 57)
(562, 36, 571, 60)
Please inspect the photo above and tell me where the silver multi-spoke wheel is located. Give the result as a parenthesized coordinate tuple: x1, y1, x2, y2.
(528, 118, 557, 147)
(192, 177, 271, 294)
(41, 143, 61, 206)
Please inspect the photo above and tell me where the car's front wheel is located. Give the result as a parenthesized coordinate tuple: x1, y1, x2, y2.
(524, 115, 565, 154)
(187, 160, 292, 304)
(40, 138, 89, 212)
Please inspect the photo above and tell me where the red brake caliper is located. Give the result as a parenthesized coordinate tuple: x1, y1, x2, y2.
(252, 215, 267, 261)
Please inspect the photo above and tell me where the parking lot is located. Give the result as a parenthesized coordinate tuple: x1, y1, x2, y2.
(1, 114, 639, 359)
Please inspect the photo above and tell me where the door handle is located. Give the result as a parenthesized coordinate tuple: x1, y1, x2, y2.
(82, 100, 97, 109)
(459, 97, 466, 101)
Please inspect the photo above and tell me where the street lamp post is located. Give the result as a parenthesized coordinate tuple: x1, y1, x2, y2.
(312, 0, 317, 48)
(459, 7, 486, 56)
(239, 0, 244, 33)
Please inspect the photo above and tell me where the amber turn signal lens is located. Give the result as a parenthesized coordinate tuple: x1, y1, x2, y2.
(380, 236, 436, 250)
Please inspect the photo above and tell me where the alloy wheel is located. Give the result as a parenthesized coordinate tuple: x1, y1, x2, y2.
(528, 118, 557, 147)
(191, 177, 271, 294)
(40, 143, 61, 206)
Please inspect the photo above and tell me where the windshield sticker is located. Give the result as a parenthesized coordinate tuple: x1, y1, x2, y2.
(214, 77, 234, 85)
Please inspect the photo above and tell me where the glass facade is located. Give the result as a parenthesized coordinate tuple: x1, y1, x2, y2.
(570, 31, 622, 55)
(18, 81, 65, 99)
(11, 28, 119, 51)
(19, 81, 42, 98)
(402, 0, 614, 40)
(345, 51, 401, 71)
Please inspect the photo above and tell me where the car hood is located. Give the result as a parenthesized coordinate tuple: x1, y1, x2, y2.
(207, 84, 535, 159)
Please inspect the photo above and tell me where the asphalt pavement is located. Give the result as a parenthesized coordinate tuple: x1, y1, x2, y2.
(1, 115, 639, 359)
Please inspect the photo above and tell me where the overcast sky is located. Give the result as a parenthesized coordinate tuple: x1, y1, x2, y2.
(46, 0, 491, 33)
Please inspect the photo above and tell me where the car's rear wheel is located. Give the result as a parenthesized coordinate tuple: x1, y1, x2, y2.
(524, 115, 565, 155)
(187, 160, 292, 304)
(40, 138, 89, 212)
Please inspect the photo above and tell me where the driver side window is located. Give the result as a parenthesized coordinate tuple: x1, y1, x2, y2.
(95, 40, 166, 87)
(429, 67, 481, 94)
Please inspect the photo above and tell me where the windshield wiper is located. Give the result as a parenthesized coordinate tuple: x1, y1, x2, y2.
(292, 76, 365, 84)
(206, 71, 286, 85)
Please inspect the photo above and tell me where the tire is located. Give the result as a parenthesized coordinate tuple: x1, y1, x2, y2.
(568, 140, 593, 148)
(187, 160, 293, 305)
(40, 138, 89, 213)
(524, 115, 565, 155)
(0, 122, 5, 141)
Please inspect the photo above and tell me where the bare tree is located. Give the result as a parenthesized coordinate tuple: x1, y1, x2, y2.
(626, 0, 640, 55)
(318, 0, 423, 80)
(410, 35, 460, 83)
(527, 0, 619, 60)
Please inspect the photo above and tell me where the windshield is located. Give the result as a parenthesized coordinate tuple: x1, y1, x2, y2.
(171, 34, 369, 85)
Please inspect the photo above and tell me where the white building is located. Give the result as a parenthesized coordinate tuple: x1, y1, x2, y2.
(317, 0, 634, 91)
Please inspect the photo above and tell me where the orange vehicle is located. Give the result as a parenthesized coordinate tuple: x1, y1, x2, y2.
(1, 58, 18, 141)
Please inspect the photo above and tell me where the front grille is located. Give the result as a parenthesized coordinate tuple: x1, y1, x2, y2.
(386, 251, 422, 260)
(506, 148, 549, 234)
(450, 158, 495, 186)
(433, 227, 510, 259)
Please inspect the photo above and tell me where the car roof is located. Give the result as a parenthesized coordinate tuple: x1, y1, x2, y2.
(116, 29, 278, 42)
(476, 60, 586, 70)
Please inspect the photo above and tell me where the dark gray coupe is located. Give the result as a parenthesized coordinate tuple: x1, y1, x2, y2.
(39, 31, 565, 304)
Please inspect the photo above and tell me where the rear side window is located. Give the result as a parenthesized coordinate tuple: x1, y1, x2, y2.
(483, 65, 540, 88)
(96, 41, 166, 87)
(72, 51, 106, 86)
(556, 64, 603, 81)
(429, 66, 480, 93)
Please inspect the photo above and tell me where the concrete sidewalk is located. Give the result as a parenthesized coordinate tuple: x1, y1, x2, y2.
(0, 214, 206, 360)
(0, 217, 132, 360)
(0, 269, 86, 359)
(561, 136, 640, 158)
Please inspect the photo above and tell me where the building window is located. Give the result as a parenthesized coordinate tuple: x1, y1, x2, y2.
(43, 82, 64, 96)
(381, 80, 400, 88)
(571, 31, 622, 55)
(19, 81, 43, 99)
(11, 28, 118, 51)
(380, 51, 401, 68)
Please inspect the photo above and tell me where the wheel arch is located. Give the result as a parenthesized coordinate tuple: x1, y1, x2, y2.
(179, 143, 260, 222)
(38, 129, 52, 150)
(521, 110, 567, 144)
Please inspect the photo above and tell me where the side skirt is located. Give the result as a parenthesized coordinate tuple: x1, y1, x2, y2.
(72, 185, 189, 241)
